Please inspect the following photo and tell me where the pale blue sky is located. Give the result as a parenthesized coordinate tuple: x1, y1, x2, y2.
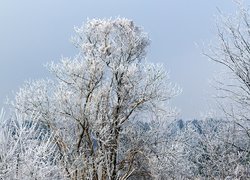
(0, 0, 237, 119)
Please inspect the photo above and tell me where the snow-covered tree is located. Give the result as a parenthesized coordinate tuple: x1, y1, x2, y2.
(206, 2, 250, 134)
(12, 18, 180, 179)
(183, 118, 250, 179)
(158, 118, 250, 179)
(205, 2, 250, 169)
(0, 110, 65, 179)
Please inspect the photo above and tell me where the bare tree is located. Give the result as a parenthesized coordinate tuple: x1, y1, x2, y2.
(204, 2, 250, 178)
(11, 18, 180, 179)
(206, 2, 250, 128)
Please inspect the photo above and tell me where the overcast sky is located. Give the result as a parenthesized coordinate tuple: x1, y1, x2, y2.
(0, 0, 239, 119)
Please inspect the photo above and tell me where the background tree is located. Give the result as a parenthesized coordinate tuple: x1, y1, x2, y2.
(12, 18, 179, 179)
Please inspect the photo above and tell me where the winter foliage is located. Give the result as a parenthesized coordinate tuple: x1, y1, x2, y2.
(1, 4, 250, 179)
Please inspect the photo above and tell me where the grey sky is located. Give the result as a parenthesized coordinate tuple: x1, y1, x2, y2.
(0, 0, 237, 119)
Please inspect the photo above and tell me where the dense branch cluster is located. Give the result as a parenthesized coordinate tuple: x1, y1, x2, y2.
(1, 18, 180, 179)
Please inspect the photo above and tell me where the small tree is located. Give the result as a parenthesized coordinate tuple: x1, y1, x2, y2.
(0, 110, 63, 179)
(12, 18, 179, 179)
